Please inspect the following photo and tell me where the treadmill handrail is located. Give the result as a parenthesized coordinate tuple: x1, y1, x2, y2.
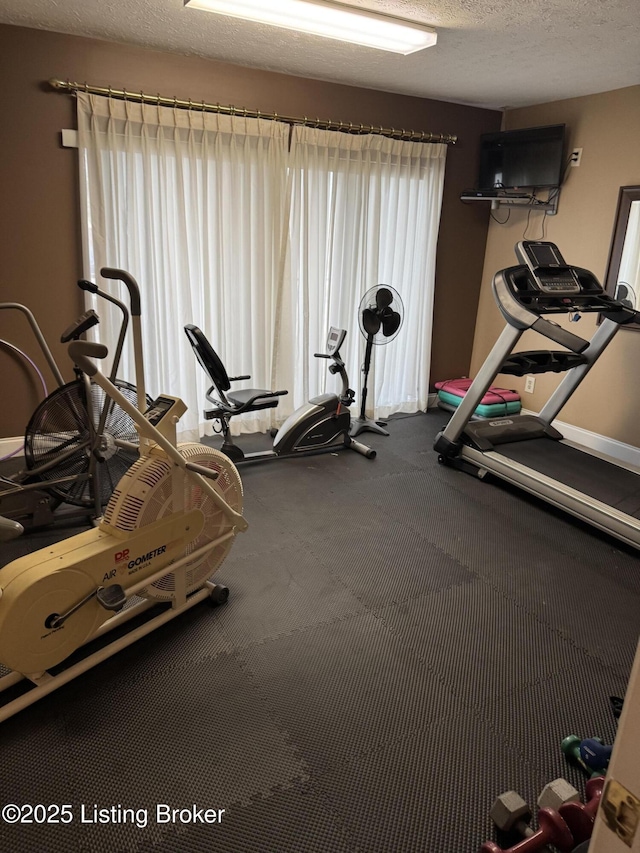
(493, 269, 589, 353)
(530, 317, 589, 353)
(435, 240, 640, 553)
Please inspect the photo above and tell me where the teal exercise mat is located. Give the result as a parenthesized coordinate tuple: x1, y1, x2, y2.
(437, 390, 521, 417)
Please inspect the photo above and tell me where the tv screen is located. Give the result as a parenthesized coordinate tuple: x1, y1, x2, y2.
(478, 124, 566, 190)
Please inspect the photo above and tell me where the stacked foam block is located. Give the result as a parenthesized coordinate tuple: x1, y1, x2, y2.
(435, 378, 521, 418)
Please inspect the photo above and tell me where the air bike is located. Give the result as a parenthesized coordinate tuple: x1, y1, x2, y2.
(0, 281, 149, 535)
(0, 270, 247, 723)
(435, 241, 640, 550)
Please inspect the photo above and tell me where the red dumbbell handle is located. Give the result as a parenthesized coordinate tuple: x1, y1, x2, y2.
(480, 809, 575, 853)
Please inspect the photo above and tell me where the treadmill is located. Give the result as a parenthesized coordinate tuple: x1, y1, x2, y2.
(435, 240, 640, 550)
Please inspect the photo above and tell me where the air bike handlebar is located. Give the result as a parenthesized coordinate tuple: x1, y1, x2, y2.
(98, 268, 146, 409)
(100, 268, 142, 317)
(76, 279, 131, 386)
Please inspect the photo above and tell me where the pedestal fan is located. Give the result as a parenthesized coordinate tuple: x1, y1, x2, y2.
(350, 285, 404, 437)
(615, 282, 636, 309)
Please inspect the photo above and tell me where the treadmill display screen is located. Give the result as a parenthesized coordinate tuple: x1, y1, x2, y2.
(529, 243, 564, 267)
(518, 241, 579, 292)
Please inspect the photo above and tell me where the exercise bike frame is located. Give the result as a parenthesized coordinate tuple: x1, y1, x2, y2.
(188, 325, 376, 463)
(0, 284, 248, 722)
(0, 282, 144, 532)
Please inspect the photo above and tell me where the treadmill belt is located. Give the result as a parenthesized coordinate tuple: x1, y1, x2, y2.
(497, 438, 640, 518)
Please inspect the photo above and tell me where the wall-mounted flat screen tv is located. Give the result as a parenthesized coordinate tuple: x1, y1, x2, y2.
(478, 124, 566, 190)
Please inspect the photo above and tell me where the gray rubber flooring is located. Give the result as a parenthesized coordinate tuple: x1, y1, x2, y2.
(0, 411, 637, 853)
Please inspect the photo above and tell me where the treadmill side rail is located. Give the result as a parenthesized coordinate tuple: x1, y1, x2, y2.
(460, 447, 640, 551)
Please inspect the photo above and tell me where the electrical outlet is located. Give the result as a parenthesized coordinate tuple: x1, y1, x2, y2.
(525, 375, 536, 393)
(570, 148, 583, 167)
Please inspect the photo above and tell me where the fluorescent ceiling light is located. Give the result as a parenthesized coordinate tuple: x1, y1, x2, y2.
(184, 0, 437, 55)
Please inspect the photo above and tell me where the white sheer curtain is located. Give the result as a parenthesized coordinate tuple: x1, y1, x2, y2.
(77, 93, 290, 440)
(277, 126, 446, 420)
(78, 95, 447, 437)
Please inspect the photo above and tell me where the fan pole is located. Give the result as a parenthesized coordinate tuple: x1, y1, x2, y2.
(349, 333, 389, 437)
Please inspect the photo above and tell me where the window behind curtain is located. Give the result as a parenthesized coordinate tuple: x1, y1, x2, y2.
(77, 93, 290, 440)
(78, 95, 447, 437)
(277, 126, 447, 421)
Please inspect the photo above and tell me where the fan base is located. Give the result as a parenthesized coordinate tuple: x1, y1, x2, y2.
(349, 416, 389, 437)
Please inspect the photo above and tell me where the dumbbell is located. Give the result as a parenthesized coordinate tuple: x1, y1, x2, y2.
(537, 778, 580, 812)
(480, 807, 575, 852)
(579, 738, 612, 773)
(561, 735, 606, 778)
(488, 791, 548, 848)
(483, 781, 579, 853)
(490, 780, 579, 832)
(559, 776, 606, 844)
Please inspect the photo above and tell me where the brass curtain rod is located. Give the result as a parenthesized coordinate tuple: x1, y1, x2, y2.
(49, 78, 456, 145)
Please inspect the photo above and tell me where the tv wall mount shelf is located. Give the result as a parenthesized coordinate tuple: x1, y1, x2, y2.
(460, 189, 560, 215)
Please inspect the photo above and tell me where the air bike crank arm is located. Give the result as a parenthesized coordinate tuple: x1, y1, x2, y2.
(46, 591, 97, 630)
(46, 585, 127, 629)
(45, 528, 235, 631)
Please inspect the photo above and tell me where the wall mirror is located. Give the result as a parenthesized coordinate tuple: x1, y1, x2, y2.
(604, 185, 640, 328)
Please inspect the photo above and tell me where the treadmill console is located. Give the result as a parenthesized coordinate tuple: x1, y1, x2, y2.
(516, 241, 581, 294)
(491, 241, 639, 334)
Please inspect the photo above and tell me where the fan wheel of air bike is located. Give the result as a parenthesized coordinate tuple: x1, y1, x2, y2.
(350, 285, 404, 438)
(24, 379, 149, 508)
(102, 444, 243, 601)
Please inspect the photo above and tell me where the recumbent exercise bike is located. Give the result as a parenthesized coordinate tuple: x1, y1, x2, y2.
(184, 324, 376, 463)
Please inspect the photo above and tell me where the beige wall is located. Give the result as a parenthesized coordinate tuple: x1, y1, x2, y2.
(471, 85, 640, 447)
(0, 24, 500, 439)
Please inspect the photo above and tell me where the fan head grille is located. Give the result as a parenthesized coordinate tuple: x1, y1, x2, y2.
(358, 285, 404, 344)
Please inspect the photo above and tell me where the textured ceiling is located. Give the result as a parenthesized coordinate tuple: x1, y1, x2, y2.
(1, 0, 639, 109)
